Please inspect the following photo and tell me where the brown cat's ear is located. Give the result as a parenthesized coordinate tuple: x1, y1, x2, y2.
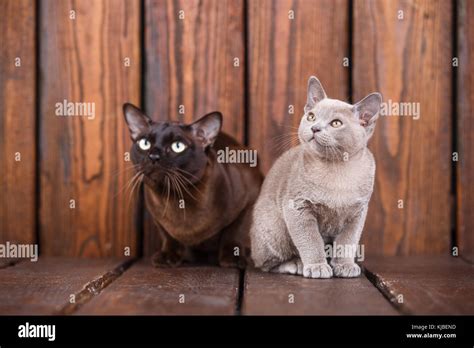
(123, 103, 151, 141)
(305, 76, 327, 113)
(190, 111, 222, 148)
(353, 93, 382, 139)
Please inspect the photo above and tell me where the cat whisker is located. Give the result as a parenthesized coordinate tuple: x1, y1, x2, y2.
(169, 173, 186, 219)
(174, 167, 201, 182)
(114, 170, 142, 198)
(327, 144, 344, 162)
(171, 171, 198, 201)
(127, 172, 144, 208)
(162, 174, 171, 218)
(128, 171, 143, 197)
(271, 132, 299, 141)
(271, 133, 299, 154)
(172, 170, 202, 198)
(173, 174, 185, 204)
(111, 163, 142, 179)
(274, 122, 299, 130)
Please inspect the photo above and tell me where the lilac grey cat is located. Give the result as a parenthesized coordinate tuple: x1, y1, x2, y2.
(250, 76, 381, 278)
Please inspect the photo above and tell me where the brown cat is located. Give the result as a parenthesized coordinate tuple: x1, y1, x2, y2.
(123, 103, 263, 268)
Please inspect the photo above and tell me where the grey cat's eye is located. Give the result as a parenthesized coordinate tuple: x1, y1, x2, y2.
(138, 138, 151, 150)
(307, 112, 316, 121)
(330, 119, 343, 128)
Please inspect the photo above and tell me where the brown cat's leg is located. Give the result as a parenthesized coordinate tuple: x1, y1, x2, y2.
(218, 206, 253, 269)
(151, 227, 187, 267)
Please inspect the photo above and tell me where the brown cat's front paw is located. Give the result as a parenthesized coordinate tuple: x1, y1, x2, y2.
(218, 245, 249, 269)
(219, 255, 248, 269)
(151, 249, 184, 268)
(331, 262, 361, 278)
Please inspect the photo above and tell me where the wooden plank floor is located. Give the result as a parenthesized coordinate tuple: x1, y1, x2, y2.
(363, 256, 474, 315)
(0, 258, 131, 315)
(1, 256, 473, 315)
(77, 261, 240, 315)
(0, 258, 21, 269)
(242, 269, 397, 315)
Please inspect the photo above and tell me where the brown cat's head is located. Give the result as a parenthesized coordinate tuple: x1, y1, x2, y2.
(123, 103, 222, 186)
(299, 76, 382, 161)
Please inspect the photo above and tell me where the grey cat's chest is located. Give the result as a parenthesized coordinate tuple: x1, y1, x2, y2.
(310, 202, 364, 240)
(290, 152, 374, 239)
(306, 179, 371, 208)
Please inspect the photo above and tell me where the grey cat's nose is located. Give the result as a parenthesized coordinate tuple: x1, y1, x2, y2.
(311, 125, 322, 133)
(149, 153, 160, 162)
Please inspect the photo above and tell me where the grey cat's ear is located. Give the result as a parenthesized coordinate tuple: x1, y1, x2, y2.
(123, 103, 151, 141)
(353, 93, 382, 138)
(305, 76, 327, 112)
(190, 111, 222, 148)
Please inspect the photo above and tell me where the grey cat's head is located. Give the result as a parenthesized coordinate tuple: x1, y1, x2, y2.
(298, 76, 382, 161)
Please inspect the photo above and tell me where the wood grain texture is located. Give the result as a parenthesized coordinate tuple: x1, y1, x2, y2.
(457, 0, 474, 258)
(354, 0, 452, 255)
(364, 256, 474, 314)
(39, 0, 141, 256)
(0, 0, 36, 245)
(0, 258, 129, 314)
(77, 261, 240, 315)
(248, 0, 349, 174)
(242, 269, 397, 315)
(143, 0, 245, 255)
(145, 0, 244, 137)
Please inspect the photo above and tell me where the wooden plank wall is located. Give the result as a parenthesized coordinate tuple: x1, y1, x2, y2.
(39, 0, 141, 256)
(354, 0, 452, 255)
(0, 0, 471, 258)
(0, 0, 36, 246)
(247, 0, 349, 174)
(143, 0, 245, 255)
(457, 0, 474, 260)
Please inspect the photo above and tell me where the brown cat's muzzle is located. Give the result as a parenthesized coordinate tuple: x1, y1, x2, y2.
(141, 166, 167, 183)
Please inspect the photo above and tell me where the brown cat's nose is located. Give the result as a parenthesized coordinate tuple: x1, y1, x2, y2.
(311, 125, 322, 133)
(149, 153, 160, 162)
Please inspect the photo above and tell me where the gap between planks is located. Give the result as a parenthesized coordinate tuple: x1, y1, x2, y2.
(363, 256, 474, 315)
(0, 258, 137, 315)
(56, 258, 137, 315)
(363, 265, 411, 315)
(0, 258, 23, 269)
(235, 269, 246, 315)
(76, 261, 241, 315)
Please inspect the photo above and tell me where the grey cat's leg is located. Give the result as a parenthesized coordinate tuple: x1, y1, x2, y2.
(283, 203, 332, 279)
(250, 199, 294, 272)
(270, 257, 303, 275)
(330, 206, 368, 278)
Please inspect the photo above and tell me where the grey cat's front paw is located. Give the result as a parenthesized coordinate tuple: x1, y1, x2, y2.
(303, 262, 333, 279)
(331, 262, 361, 278)
(270, 258, 303, 275)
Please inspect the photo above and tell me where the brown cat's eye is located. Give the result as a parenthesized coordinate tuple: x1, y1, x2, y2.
(306, 112, 316, 121)
(330, 119, 343, 128)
